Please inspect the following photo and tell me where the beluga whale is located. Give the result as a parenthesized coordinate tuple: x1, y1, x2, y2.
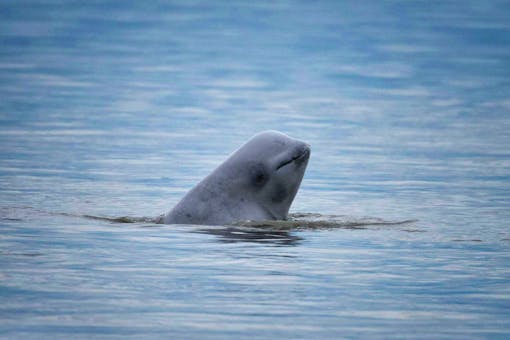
(164, 130, 310, 225)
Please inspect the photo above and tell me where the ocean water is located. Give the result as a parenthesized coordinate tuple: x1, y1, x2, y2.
(1, 1, 510, 338)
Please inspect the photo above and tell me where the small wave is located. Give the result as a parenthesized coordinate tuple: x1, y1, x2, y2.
(230, 213, 418, 230)
(51, 212, 164, 224)
(50, 210, 417, 231)
(81, 214, 164, 224)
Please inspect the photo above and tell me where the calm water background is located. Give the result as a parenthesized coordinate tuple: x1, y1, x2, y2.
(1, 1, 510, 338)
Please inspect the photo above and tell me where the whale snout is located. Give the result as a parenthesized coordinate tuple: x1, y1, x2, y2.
(276, 143, 310, 171)
(299, 143, 311, 156)
(295, 142, 310, 159)
(294, 143, 310, 164)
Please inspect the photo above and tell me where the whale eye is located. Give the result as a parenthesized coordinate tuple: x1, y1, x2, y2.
(250, 163, 269, 188)
(254, 172, 266, 185)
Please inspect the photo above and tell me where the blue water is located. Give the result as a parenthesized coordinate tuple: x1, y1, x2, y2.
(1, 1, 510, 338)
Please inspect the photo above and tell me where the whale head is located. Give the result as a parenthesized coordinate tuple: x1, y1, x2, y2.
(165, 130, 310, 225)
(222, 130, 310, 220)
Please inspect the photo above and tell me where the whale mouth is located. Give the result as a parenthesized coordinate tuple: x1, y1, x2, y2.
(276, 147, 310, 171)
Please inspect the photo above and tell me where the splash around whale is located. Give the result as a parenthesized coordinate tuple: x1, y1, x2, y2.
(164, 131, 310, 225)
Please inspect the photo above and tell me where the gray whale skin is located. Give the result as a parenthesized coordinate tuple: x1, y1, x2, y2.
(164, 130, 310, 225)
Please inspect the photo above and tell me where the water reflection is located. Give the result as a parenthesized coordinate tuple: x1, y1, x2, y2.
(195, 226, 302, 246)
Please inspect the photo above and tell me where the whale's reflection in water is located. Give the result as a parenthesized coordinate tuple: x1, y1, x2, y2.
(194, 226, 303, 246)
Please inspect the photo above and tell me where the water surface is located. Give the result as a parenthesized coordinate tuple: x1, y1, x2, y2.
(1, 1, 510, 338)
